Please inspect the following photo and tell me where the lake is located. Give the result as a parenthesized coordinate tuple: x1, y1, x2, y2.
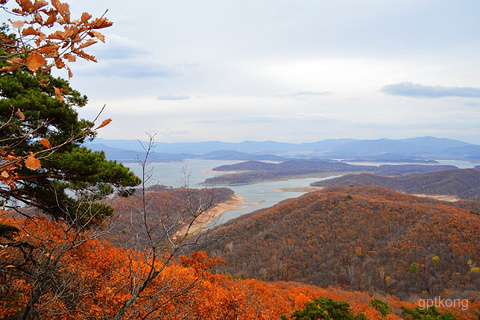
(124, 159, 478, 225)
(124, 159, 338, 225)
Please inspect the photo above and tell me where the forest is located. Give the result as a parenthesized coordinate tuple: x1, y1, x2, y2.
(1, 1, 480, 319)
(197, 186, 480, 301)
(311, 169, 480, 200)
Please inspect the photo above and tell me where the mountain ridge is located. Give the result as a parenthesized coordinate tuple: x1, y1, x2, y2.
(86, 136, 480, 161)
(311, 168, 480, 200)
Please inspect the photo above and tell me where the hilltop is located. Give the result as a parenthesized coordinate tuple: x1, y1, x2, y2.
(202, 159, 457, 185)
(311, 168, 480, 200)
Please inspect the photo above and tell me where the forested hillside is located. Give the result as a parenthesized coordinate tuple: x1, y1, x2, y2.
(2, 1, 480, 319)
(203, 160, 456, 185)
(4, 214, 422, 319)
(199, 186, 480, 301)
(311, 169, 480, 200)
(101, 185, 234, 247)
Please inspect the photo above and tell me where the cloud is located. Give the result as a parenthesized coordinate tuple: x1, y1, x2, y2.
(279, 91, 332, 99)
(90, 35, 147, 60)
(77, 59, 181, 79)
(381, 82, 480, 98)
(156, 94, 190, 101)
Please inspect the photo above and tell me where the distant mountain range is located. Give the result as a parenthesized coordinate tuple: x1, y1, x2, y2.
(85, 136, 480, 162)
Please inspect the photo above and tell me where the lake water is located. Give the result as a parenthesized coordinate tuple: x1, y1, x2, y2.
(124, 159, 478, 226)
(124, 159, 338, 225)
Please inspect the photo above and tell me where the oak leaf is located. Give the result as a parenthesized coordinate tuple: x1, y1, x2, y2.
(44, 10, 57, 26)
(40, 138, 51, 149)
(77, 39, 97, 50)
(37, 44, 59, 55)
(26, 52, 47, 72)
(16, 0, 33, 12)
(91, 17, 113, 29)
(53, 86, 64, 102)
(96, 118, 112, 130)
(21, 26, 40, 36)
(79, 12, 92, 24)
(64, 53, 76, 62)
(11, 20, 25, 28)
(25, 152, 41, 170)
(55, 58, 65, 69)
(89, 30, 105, 43)
(17, 108, 25, 120)
(51, 0, 71, 24)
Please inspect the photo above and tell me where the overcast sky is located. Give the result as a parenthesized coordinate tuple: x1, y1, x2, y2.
(56, 0, 480, 143)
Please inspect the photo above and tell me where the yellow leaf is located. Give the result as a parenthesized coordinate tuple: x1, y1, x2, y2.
(17, 108, 25, 120)
(25, 153, 41, 170)
(26, 53, 47, 72)
(1, 171, 9, 178)
(40, 138, 51, 149)
(95, 118, 112, 130)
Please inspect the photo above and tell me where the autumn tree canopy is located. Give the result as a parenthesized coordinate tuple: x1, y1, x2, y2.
(0, 0, 140, 226)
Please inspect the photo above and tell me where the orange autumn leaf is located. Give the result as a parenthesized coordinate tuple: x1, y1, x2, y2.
(95, 118, 112, 130)
(26, 52, 47, 72)
(88, 30, 105, 43)
(51, 0, 71, 23)
(17, 108, 25, 120)
(40, 138, 51, 149)
(11, 20, 25, 28)
(77, 39, 97, 50)
(21, 26, 41, 36)
(53, 86, 64, 102)
(79, 12, 92, 24)
(25, 152, 41, 170)
(64, 53, 76, 62)
(91, 17, 113, 29)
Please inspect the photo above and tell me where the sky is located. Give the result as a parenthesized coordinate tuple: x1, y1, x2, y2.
(47, 1, 480, 143)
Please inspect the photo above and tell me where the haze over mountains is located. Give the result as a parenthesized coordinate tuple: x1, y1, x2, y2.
(86, 136, 480, 162)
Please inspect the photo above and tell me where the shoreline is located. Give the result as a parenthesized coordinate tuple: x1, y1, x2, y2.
(274, 186, 325, 192)
(201, 171, 353, 186)
(175, 194, 247, 236)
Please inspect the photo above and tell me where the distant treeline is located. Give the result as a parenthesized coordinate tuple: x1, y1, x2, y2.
(202, 160, 457, 185)
(311, 168, 480, 200)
